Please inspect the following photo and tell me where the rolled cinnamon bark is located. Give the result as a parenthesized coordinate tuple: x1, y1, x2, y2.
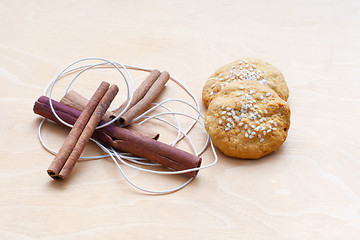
(58, 85, 119, 180)
(110, 69, 161, 119)
(34, 96, 201, 178)
(111, 71, 170, 126)
(60, 90, 114, 122)
(60, 90, 159, 140)
(47, 82, 110, 179)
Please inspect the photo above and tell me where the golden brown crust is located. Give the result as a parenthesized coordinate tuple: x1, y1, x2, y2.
(204, 81, 290, 159)
(202, 58, 289, 107)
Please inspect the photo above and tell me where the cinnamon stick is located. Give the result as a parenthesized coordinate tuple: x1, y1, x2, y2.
(34, 96, 201, 178)
(60, 90, 159, 140)
(111, 71, 170, 126)
(60, 90, 114, 122)
(47, 81, 110, 179)
(110, 69, 161, 119)
(58, 85, 119, 179)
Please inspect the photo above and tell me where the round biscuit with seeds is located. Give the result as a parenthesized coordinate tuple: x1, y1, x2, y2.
(202, 58, 289, 107)
(204, 80, 290, 159)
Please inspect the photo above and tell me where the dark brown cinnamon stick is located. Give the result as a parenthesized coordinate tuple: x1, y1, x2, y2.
(58, 85, 119, 180)
(115, 71, 170, 126)
(34, 96, 201, 178)
(60, 90, 159, 140)
(110, 69, 161, 120)
(47, 82, 110, 179)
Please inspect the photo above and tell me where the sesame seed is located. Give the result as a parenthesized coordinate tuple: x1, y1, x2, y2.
(266, 92, 271, 97)
(250, 90, 254, 94)
(210, 91, 214, 95)
(269, 120, 274, 123)
(274, 122, 278, 127)
(238, 122, 244, 127)
(245, 133, 249, 137)
(221, 105, 225, 109)
(263, 131, 266, 135)
(273, 127, 277, 130)
(211, 84, 215, 88)
(254, 126, 260, 131)
(260, 95, 264, 100)
(244, 124, 248, 129)
(248, 129, 252, 134)
(226, 107, 231, 111)
(255, 120, 260, 125)
(225, 127, 229, 131)
(259, 118, 263, 123)
(258, 134, 262, 138)
(267, 129, 271, 133)
(221, 111, 226, 115)
(227, 123, 231, 127)
(249, 135, 254, 139)
(260, 138, 264, 142)
(222, 116, 226, 120)
(227, 118, 232, 122)
(251, 131, 256, 135)
(219, 120, 222, 124)
(264, 109, 268, 114)
(239, 86, 245, 90)
(227, 112, 232, 116)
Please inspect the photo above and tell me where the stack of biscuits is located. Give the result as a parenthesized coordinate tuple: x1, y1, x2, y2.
(202, 58, 291, 159)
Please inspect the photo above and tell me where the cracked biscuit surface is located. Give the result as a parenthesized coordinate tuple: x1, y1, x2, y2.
(204, 80, 290, 159)
(202, 58, 289, 107)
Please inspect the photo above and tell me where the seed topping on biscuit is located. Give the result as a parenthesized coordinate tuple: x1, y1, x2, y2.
(215, 85, 280, 142)
(208, 59, 273, 95)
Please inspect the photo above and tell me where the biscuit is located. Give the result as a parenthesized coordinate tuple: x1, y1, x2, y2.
(202, 58, 289, 107)
(204, 80, 290, 159)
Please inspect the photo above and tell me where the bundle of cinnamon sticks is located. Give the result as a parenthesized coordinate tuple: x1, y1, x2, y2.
(47, 82, 119, 179)
(35, 70, 202, 180)
(109, 70, 170, 126)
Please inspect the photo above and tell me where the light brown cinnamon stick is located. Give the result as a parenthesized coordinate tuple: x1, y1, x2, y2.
(58, 84, 119, 179)
(60, 90, 159, 140)
(115, 71, 170, 126)
(47, 81, 110, 179)
(110, 69, 161, 119)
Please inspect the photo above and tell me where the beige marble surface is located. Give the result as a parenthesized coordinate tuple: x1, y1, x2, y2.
(1, 0, 360, 239)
